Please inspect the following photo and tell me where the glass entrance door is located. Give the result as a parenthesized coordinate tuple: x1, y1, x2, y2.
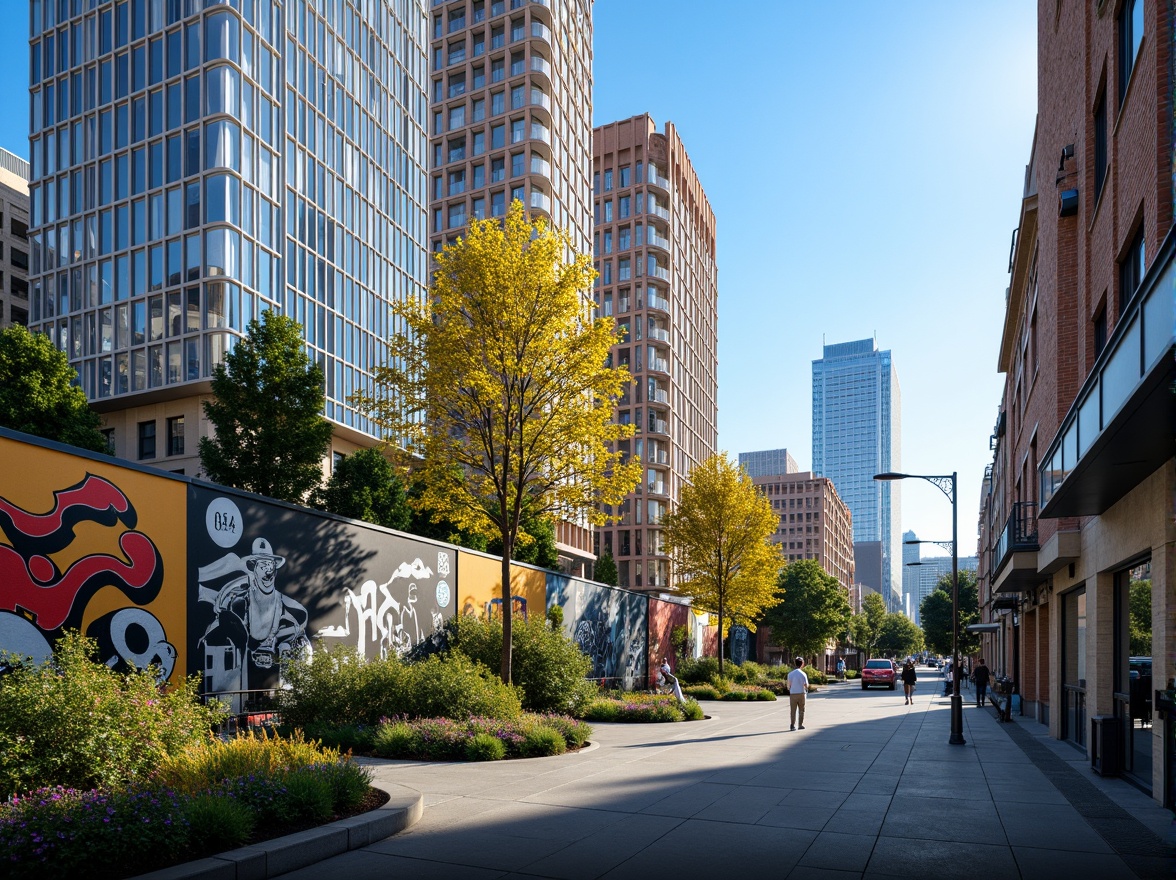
(1062, 587, 1086, 746)
(1114, 561, 1152, 792)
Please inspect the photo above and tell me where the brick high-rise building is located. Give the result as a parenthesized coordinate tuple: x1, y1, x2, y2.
(592, 114, 718, 592)
(427, 0, 593, 258)
(26, 1, 431, 475)
(751, 471, 854, 593)
(979, 0, 1174, 805)
(0, 149, 30, 328)
(428, 0, 595, 571)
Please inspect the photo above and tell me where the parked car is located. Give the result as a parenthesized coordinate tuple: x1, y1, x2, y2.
(861, 658, 897, 690)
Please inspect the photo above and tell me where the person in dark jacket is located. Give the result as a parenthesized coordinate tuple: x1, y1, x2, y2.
(972, 658, 991, 707)
(901, 659, 918, 704)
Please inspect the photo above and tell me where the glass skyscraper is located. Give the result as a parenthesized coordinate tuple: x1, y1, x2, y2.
(26, 0, 429, 473)
(812, 338, 902, 610)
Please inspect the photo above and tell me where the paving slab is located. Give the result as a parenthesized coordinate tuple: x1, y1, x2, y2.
(261, 680, 1175, 880)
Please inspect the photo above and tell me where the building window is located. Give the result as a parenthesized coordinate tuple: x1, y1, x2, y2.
(138, 420, 156, 459)
(167, 415, 184, 456)
(1118, 0, 1144, 104)
(332, 450, 345, 471)
(1119, 225, 1145, 313)
(102, 427, 116, 454)
(1094, 89, 1107, 199)
(1093, 304, 1107, 359)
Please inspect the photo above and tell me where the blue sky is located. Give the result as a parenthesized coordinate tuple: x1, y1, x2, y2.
(0, 2, 1038, 556)
(594, 1, 1038, 553)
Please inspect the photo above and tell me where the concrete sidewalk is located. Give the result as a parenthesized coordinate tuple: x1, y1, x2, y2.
(275, 682, 1175, 880)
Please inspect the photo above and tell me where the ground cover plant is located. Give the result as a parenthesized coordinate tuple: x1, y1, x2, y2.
(580, 691, 705, 722)
(0, 635, 381, 879)
(368, 713, 591, 760)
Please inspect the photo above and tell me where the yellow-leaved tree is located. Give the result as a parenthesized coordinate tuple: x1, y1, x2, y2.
(661, 454, 784, 676)
(354, 202, 643, 684)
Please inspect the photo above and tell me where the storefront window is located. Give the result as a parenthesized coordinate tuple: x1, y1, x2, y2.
(1062, 587, 1087, 745)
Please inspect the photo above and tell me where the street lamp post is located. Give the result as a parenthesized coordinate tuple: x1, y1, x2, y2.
(876, 471, 964, 746)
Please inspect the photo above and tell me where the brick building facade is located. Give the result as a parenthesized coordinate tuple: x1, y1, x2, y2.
(978, 0, 1174, 806)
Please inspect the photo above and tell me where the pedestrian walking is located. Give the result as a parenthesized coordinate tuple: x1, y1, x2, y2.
(972, 658, 991, 707)
(901, 659, 918, 704)
(787, 657, 809, 730)
(836, 657, 846, 681)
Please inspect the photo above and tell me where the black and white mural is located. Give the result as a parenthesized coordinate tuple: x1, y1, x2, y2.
(187, 484, 456, 703)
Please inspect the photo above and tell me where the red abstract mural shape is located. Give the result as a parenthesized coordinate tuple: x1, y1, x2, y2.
(0, 530, 160, 631)
(0, 475, 130, 538)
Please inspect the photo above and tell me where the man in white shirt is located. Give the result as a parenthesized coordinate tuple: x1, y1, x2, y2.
(786, 657, 809, 730)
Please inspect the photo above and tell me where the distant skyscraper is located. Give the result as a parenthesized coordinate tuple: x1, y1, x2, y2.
(739, 448, 798, 479)
(812, 338, 902, 611)
(902, 530, 978, 626)
(0, 149, 30, 328)
(27, 1, 430, 474)
(593, 114, 718, 592)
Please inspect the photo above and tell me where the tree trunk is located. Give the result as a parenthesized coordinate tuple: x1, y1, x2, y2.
(717, 591, 725, 677)
(500, 536, 513, 685)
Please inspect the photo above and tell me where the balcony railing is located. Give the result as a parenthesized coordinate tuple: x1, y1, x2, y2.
(531, 21, 551, 41)
(646, 166, 670, 190)
(529, 89, 550, 111)
(649, 387, 668, 403)
(530, 56, 551, 77)
(648, 327, 669, 342)
(649, 201, 670, 221)
(990, 501, 1039, 575)
(529, 190, 550, 212)
(647, 230, 670, 250)
(647, 262, 669, 281)
(647, 292, 670, 311)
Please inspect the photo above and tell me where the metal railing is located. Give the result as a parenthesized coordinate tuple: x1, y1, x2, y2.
(990, 501, 1038, 574)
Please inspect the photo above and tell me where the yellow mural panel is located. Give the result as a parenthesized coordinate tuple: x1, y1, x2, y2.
(457, 550, 547, 623)
(0, 435, 188, 686)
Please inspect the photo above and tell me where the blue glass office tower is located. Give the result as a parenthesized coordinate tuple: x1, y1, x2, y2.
(26, 0, 430, 473)
(812, 338, 902, 611)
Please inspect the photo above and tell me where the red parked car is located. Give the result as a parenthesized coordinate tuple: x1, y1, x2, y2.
(861, 658, 897, 690)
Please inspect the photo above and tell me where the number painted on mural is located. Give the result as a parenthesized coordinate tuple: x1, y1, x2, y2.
(206, 497, 245, 549)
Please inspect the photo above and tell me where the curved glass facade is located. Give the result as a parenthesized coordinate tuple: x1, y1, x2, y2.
(27, 0, 428, 443)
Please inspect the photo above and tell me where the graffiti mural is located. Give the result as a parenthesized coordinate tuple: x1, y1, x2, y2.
(0, 432, 188, 683)
(188, 484, 456, 699)
(548, 574, 648, 690)
(316, 555, 453, 660)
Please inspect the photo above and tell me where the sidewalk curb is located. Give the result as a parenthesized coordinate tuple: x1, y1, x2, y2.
(130, 780, 423, 880)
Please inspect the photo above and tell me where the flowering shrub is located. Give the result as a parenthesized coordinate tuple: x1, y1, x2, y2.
(277, 648, 523, 726)
(581, 691, 704, 722)
(0, 631, 225, 797)
(0, 785, 191, 879)
(369, 713, 590, 760)
(1, 733, 375, 878)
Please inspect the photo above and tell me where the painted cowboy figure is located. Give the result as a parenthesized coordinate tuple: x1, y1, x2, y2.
(198, 537, 309, 672)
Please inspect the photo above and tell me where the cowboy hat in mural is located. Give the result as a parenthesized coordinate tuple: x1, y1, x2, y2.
(198, 533, 308, 686)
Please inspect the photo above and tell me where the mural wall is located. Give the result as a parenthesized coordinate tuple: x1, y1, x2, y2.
(648, 595, 691, 688)
(547, 574, 648, 691)
(1, 429, 729, 702)
(0, 431, 187, 685)
(456, 550, 546, 622)
(187, 484, 457, 701)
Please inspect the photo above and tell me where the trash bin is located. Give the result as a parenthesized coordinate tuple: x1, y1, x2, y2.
(1091, 715, 1121, 776)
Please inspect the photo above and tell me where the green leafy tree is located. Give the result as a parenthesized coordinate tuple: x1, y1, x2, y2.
(199, 312, 334, 503)
(852, 592, 888, 657)
(355, 203, 642, 684)
(595, 549, 619, 586)
(919, 569, 980, 657)
(661, 453, 783, 676)
(314, 447, 411, 531)
(876, 612, 925, 657)
(0, 325, 106, 453)
(1129, 578, 1152, 655)
(488, 505, 559, 569)
(762, 559, 851, 661)
(406, 475, 489, 552)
